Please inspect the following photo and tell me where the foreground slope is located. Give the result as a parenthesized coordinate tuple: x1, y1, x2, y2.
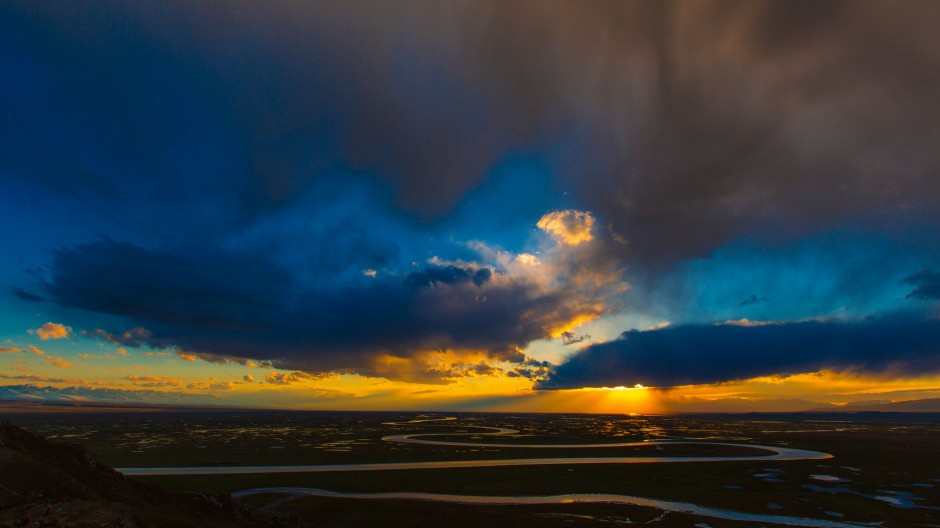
(0, 423, 303, 527)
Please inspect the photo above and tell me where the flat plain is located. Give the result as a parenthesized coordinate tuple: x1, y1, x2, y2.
(5, 410, 939, 527)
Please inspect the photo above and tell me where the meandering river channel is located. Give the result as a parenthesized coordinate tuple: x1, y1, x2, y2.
(119, 418, 874, 527)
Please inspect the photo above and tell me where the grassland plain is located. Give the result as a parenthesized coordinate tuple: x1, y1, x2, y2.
(5, 411, 940, 527)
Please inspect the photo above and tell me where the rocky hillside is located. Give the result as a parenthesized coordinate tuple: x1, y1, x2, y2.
(0, 423, 304, 528)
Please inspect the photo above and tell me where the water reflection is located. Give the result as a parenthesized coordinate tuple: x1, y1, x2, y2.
(232, 487, 878, 528)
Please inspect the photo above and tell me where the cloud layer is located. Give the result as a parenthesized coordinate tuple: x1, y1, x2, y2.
(5, 1, 938, 259)
(46, 234, 619, 381)
(540, 314, 940, 389)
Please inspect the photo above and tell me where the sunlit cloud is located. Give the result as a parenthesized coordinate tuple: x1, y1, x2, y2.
(537, 210, 595, 245)
(719, 319, 776, 327)
(125, 374, 182, 388)
(80, 352, 118, 360)
(43, 355, 72, 368)
(514, 253, 540, 266)
(265, 371, 321, 385)
(43, 226, 627, 385)
(187, 378, 236, 390)
(363, 351, 512, 385)
(34, 322, 71, 340)
(548, 314, 600, 339)
(0, 373, 86, 384)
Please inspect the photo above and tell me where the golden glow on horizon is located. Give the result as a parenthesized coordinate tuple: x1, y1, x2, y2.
(5, 336, 940, 413)
(589, 385, 657, 414)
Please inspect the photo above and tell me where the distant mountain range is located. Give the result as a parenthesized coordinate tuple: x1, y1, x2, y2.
(805, 398, 940, 413)
(658, 396, 940, 414)
(0, 384, 223, 407)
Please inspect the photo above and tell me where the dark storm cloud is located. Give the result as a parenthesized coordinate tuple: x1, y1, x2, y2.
(44, 239, 604, 378)
(738, 294, 768, 307)
(539, 315, 940, 389)
(47, 239, 291, 331)
(10, 287, 44, 302)
(80, 327, 154, 349)
(404, 266, 491, 289)
(472, 268, 492, 287)
(6, 1, 937, 259)
(903, 269, 940, 300)
(513, 0, 940, 263)
(0, 1, 530, 220)
(507, 357, 553, 380)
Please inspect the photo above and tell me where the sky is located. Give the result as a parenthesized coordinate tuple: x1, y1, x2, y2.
(1, 1, 939, 414)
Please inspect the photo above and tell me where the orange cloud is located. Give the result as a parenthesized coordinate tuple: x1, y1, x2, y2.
(537, 210, 595, 245)
(0, 373, 85, 384)
(78, 352, 120, 360)
(0, 346, 21, 354)
(124, 374, 182, 388)
(547, 313, 600, 339)
(187, 379, 236, 390)
(35, 322, 71, 340)
(719, 318, 776, 327)
(265, 371, 321, 385)
(27, 345, 45, 355)
(116, 347, 128, 356)
(365, 351, 514, 385)
(177, 352, 197, 362)
(43, 356, 72, 368)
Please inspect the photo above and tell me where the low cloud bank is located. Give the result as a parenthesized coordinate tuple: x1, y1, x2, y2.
(538, 314, 940, 389)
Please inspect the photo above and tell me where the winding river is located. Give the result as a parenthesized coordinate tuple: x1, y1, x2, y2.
(119, 418, 831, 475)
(119, 417, 873, 527)
(230, 487, 876, 528)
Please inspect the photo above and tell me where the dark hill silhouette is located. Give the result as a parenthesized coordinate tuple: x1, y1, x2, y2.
(0, 422, 304, 527)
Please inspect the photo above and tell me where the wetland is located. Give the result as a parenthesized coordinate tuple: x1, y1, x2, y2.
(5, 410, 939, 527)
